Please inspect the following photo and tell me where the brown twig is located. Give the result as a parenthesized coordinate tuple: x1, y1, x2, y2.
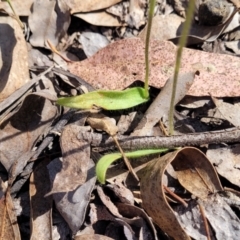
(198, 204, 211, 240)
(87, 127, 240, 151)
(47, 39, 73, 63)
(163, 185, 188, 207)
(112, 135, 139, 181)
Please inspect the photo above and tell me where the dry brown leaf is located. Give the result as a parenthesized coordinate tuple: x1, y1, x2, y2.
(70, 0, 122, 13)
(139, 9, 239, 44)
(87, 113, 118, 136)
(106, 180, 135, 205)
(47, 157, 96, 233)
(207, 143, 240, 187)
(74, 234, 114, 240)
(68, 38, 240, 97)
(197, 194, 240, 239)
(0, 0, 33, 16)
(30, 160, 52, 240)
(88, 203, 143, 239)
(52, 124, 91, 192)
(172, 193, 240, 239)
(0, 191, 21, 240)
(0, 16, 29, 102)
(29, 0, 71, 49)
(74, 11, 123, 27)
(97, 186, 122, 218)
(211, 97, 240, 127)
(170, 148, 223, 197)
(138, 147, 223, 240)
(116, 202, 158, 239)
(47, 125, 96, 233)
(126, 0, 145, 29)
(139, 14, 185, 42)
(0, 94, 58, 176)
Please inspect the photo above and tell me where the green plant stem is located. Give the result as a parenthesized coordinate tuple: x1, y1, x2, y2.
(144, 0, 156, 99)
(168, 0, 195, 135)
(6, 0, 24, 29)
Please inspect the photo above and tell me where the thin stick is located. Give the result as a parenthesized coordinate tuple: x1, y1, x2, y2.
(93, 127, 240, 151)
(112, 135, 139, 181)
(163, 185, 188, 207)
(47, 39, 72, 63)
(198, 204, 211, 240)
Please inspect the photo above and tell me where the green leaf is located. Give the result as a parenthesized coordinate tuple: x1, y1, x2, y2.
(57, 87, 149, 110)
(96, 148, 170, 184)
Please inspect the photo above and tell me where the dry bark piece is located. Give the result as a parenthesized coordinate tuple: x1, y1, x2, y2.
(138, 147, 223, 239)
(68, 38, 240, 97)
(0, 16, 29, 102)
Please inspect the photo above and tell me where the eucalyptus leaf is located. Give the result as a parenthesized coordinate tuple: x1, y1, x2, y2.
(96, 148, 170, 184)
(57, 87, 148, 110)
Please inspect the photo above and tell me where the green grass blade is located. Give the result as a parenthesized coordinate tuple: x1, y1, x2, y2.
(57, 87, 149, 110)
(96, 148, 170, 184)
(144, 0, 156, 99)
(6, 0, 24, 29)
(168, 0, 195, 135)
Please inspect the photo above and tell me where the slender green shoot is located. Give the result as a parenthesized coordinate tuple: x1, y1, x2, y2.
(144, 0, 156, 99)
(96, 148, 170, 184)
(6, 0, 24, 29)
(168, 0, 195, 135)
